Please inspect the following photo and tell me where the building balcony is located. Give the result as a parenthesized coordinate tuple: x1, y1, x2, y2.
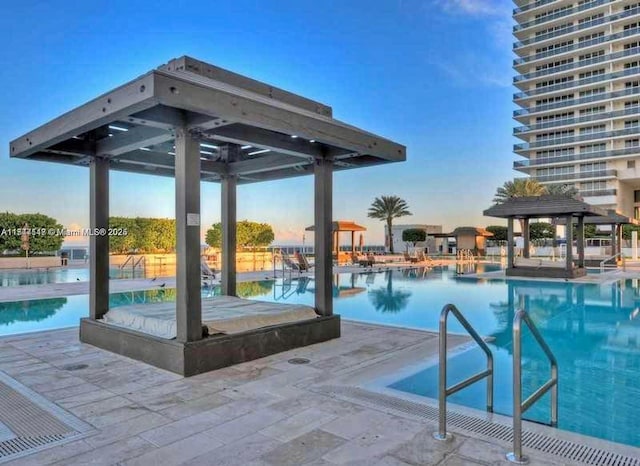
(512, 147, 640, 169)
(514, 47, 640, 84)
(581, 188, 617, 196)
(514, 106, 640, 135)
(514, 26, 640, 67)
(515, 127, 640, 151)
(514, 0, 561, 16)
(526, 169, 617, 183)
(513, 5, 639, 50)
(513, 0, 615, 34)
(514, 65, 640, 101)
(514, 87, 640, 117)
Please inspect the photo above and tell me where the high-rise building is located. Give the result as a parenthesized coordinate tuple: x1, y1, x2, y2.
(513, 0, 640, 218)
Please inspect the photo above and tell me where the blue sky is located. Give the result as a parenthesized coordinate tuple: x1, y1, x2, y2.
(0, 0, 516, 245)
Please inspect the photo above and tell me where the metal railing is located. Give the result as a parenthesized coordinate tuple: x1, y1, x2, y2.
(600, 252, 625, 272)
(513, 147, 640, 169)
(507, 310, 558, 464)
(433, 304, 494, 441)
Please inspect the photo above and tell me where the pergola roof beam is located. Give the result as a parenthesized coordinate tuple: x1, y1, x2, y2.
(97, 126, 173, 157)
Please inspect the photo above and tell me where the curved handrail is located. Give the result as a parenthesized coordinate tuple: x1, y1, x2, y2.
(434, 304, 494, 441)
(600, 253, 624, 272)
(507, 310, 558, 464)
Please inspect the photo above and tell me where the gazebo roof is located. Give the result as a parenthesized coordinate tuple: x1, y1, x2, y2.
(554, 210, 638, 225)
(9, 56, 406, 184)
(483, 195, 607, 219)
(305, 221, 367, 232)
(433, 226, 493, 238)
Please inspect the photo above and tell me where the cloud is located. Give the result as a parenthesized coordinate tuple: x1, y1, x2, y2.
(433, 0, 507, 17)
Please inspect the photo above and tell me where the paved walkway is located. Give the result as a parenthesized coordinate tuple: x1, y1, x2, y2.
(0, 322, 635, 465)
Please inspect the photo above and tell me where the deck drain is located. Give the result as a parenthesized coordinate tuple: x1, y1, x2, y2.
(288, 358, 310, 365)
(316, 386, 640, 466)
(62, 364, 89, 371)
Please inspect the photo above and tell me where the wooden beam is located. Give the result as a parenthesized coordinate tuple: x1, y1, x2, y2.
(507, 218, 515, 269)
(566, 215, 573, 270)
(153, 72, 406, 162)
(576, 216, 585, 268)
(175, 127, 202, 342)
(89, 157, 109, 320)
(314, 157, 333, 316)
(11, 73, 157, 159)
(522, 219, 530, 258)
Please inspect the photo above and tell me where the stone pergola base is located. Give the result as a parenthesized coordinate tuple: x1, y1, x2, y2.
(506, 267, 586, 279)
(80, 315, 340, 376)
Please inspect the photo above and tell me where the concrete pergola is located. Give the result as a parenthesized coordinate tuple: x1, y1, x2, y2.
(483, 195, 608, 279)
(9, 56, 406, 375)
(305, 220, 366, 256)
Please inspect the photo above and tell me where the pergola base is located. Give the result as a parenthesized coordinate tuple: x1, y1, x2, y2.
(506, 267, 586, 279)
(79, 315, 340, 377)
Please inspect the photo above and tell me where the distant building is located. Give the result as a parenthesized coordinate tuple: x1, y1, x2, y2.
(386, 224, 443, 253)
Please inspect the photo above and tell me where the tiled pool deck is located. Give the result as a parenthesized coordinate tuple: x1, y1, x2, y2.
(1, 322, 637, 465)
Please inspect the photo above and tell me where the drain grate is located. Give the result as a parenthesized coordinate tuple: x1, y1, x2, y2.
(316, 386, 640, 466)
(0, 371, 93, 463)
(62, 363, 89, 371)
(288, 358, 310, 365)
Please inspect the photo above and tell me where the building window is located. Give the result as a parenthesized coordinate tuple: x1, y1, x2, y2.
(629, 160, 636, 169)
(634, 190, 640, 203)
(626, 139, 640, 148)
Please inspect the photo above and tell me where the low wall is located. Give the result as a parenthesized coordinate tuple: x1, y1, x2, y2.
(0, 256, 61, 269)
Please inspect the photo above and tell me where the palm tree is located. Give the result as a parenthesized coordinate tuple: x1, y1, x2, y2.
(493, 178, 547, 204)
(368, 196, 412, 253)
(544, 183, 579, 198)
(368, 272, 412, 313)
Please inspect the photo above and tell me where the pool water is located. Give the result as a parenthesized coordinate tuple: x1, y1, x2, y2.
(0, 267, 147, 286)
(0, 263, 639, 447)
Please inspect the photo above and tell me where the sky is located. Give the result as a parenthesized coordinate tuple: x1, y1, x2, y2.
(0, 0, 517, 246)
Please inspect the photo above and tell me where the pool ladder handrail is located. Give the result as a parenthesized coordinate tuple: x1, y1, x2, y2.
(507, 309, 558, 465)
(433, 304, 494, 441)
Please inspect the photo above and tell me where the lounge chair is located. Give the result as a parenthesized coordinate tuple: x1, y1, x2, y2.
(281, 252, 302, 272)
(295, 251, 313, 271)
(352, 253, 374, 267)
(404, 252, 419, 264)
(201, 257, 217, 286)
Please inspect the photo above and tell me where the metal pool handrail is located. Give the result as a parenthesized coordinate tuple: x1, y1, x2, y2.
(507, 309, 558, 465)
(433, 304, 494, 441)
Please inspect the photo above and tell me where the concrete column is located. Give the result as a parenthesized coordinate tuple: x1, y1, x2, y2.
(565, 215, 573, 270)
(507, 218, 515, 268)
(351, 231, 355, 255)
(175, 128, 202, 342)
(89, 156, 109, 320)
(576, 216, 585, 268)
(221, 175, 237, 296)
(314, 157, 333, 316)
(632, 230, 638, 260)
(522, 218, 530, 258)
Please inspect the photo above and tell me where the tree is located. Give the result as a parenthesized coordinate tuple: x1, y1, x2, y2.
(401, 229, 426, 247)
(529, 222, 555, 240)
(493, 179, 547, 204)
(544, 183, 579, 198)
(622, 224, 640, 240)
(108, 217, 175, 254)
(0, 212, 63, 255)
(205, 221, 274, 249)
(493, 179, 546, 233)
(486, 225, 507, 241)
(367, 196, 412, 253)
(572, 223, 597, 239)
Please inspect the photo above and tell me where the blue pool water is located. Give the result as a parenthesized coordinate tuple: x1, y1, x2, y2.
(0, 267, 147, 286)
(0, 264, 639, 447)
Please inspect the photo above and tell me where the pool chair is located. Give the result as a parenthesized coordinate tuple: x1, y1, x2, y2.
(281, 252, 303, 272)
(404, 252, 419, 264)
(352, 253, 374, 267)
(295, 251, 314, 272)
(416, 251, 433, 265)
(201, 257, 217, 286)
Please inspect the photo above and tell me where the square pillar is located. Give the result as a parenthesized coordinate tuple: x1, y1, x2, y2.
(576, 216, 585, 268)
(221, 175, 237, 296)
(610, 224, 617, 257)
(89, 156, 109, 320)
(175, 128, 202, 342)
(522, 218, 530, 258)
(507, 218, 515, 268)
(565, 215, 573, 270)
(314, 157, 333, 316)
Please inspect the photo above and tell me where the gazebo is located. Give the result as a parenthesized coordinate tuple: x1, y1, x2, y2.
(9, 56, 406, 375)
(305, 220, 366, 263)
(483, 195, 609, 279)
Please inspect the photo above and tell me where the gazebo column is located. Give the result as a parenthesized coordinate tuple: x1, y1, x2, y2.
(314, 157, 333, 316)
(522, 218, 530, 258)
(576, 216, 585, 268)
(175, 128, 202, 342)
(565, 215, 573, 270)
(221, 175, 237, 296)
(617, 224, 623, 256)
(89, 156, 109, 320)
(351, 231, 355, 255)
(610, 223, 617, 257)
(507, 218, 515, 268)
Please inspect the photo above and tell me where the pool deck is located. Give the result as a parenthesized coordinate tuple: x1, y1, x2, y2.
(0, 322, 637, 465)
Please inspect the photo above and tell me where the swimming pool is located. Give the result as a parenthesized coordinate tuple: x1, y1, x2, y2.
(0, 267, 147, 286)
(0, 264, 638, 447)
